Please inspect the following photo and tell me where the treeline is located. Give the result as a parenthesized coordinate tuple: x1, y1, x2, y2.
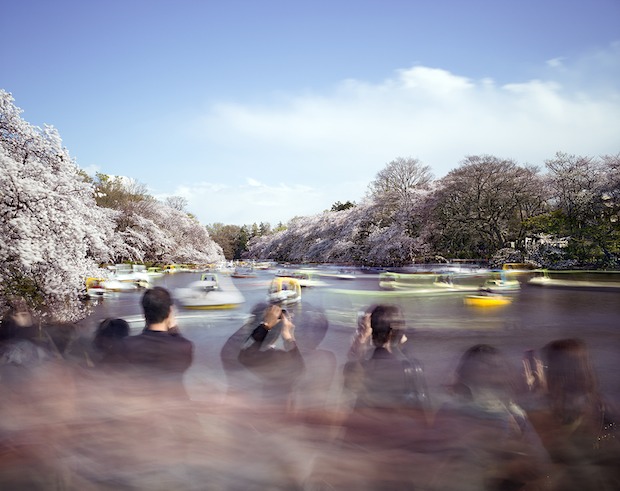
(1, 90, 223, 320)
(206, 222, 285, 260)
(246, 155, 620, 268)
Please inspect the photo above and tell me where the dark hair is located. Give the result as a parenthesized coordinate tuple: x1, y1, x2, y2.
(0, 315, 19, 341)
(453, 344, 515, 401)
(0, 298, 33, 341)
(94, 318, 130, 352)
(141, 287, 173, 326)
(541, 338, 601, 424)
(369, 304, 404, 347)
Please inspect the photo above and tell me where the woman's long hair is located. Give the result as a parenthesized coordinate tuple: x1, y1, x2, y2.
(452, 344, 516, 403)
(541, 338, 601, 425)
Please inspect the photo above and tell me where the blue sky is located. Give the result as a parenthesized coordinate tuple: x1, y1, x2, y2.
(2, 0, 619, 226)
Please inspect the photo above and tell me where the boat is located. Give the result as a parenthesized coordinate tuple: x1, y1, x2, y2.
(275, 269, 325, 287)
(98, 265, 137, 292)
(528, 270, 620, 290)
(85, 277, 108, 298)
(464, 293, 513, 307)
(131, 264, 151, 287)
(163, 264, 180, 274)
(379, 272, 431, 290)
(104, 264, 150, 289)
(147, 266, 165, 279)
(231, 267, 257, 278)
(267, 277, 302, 305)
(480, 271, 521, 293)
(379, 271, 479, 292)
(101, 278, 137, 292)
(175, 273, 245, 309)
(502, 263, 538, 275)
(336, 268, 357, 280)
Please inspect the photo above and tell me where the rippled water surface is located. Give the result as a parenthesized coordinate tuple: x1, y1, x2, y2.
(80, 270, 620, 407)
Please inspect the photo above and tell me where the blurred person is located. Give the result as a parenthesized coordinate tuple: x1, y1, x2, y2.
(70, 286, 201, 489)
(523, 338, 620, 490)
(305, 305, 431, 490)
(0, 298, 77, 489)
(92, 317, 130, 366)
(237, 303, 305, 407)
(219, 303, 308, 490)
(426, 344, 551, 491)
(282, 304, 335, 415)
(220, 303, 337, 490)
(344, 304, 429, 412)
(123, 286, 194, 400)
(0, 297, 46, 364)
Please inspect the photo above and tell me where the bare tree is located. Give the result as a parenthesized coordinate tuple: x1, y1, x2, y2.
(368, 157, 433, 204)
(433, 155, 545, 257)
(165, 196, 188, 212)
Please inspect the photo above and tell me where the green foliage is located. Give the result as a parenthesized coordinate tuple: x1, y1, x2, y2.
(207, 221, 277, 260)
(1, 267, 45, 312)
(330, 200, 356, 212)
(206, 223, 241, 260)
(93, 172, 149, 209)
(523, 210, 568, 236)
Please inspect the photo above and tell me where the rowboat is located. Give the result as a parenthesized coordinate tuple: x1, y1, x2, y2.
(464, 294, 512, 307)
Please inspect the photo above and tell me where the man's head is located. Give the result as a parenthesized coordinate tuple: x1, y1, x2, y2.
(141, 287, 173, 326)
(369, 304, 404, 347)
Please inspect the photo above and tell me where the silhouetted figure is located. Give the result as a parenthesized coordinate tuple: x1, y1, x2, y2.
(92, 317, 130, 366)
(344, 304, 429, 413)
(69, 287, 200, 489)
(428, 344, 551, 491)
(307, 305, 431, 490)
(524, 338, 620, 490)
(0, 298, 76, 489)
(237, 303, 305, 408)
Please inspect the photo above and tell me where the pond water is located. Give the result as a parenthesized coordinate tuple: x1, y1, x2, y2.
(80, 269, 620, 408)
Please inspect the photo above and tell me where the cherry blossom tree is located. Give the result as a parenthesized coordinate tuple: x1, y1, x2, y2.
(1, 90, 114, 320)
(246, 198, 432, 266)
(543, 152, 620, 265)
(144, 197, 223, 264)
(92, 174, 224, 264)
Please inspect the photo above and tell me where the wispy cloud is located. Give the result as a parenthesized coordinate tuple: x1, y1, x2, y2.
(178, 43, 620, 225)
(546, 57, 565, 68)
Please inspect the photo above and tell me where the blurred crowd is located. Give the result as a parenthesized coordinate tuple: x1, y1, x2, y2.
(0, 289, 618, 490)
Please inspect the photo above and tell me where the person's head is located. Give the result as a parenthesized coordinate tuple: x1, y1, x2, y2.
(94, 317, 130, 352)
(0, 297, 34, 341)
(453, 344, 515, 401)
(369, 304, 404, 348)
(141, 287, 174, 326)
(541, 338, 599, 423)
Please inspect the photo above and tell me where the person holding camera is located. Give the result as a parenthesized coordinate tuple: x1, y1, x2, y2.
(343, 304, 429, 413)
(238, 304, 305, 407)
(522, 339, 620, 490)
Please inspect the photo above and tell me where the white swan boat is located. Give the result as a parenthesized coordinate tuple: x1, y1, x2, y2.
(175, 273, 245, 309)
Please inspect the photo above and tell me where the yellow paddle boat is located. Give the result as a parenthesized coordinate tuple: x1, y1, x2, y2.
(464, 293, 513, 307)
(85, 277, 107, 298)
(267, 276, 302, 305)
